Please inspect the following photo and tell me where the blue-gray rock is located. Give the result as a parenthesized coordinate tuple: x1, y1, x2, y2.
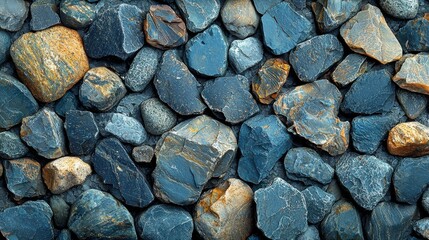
(154, 50, 206, 115)
(140, 98, 177, 135)
(114, 86, 155, 120)
(58, 174, 109, 205)
(261, 1, 311, 55)
(253, 0, 282, 14)
(68, 189, 137, 240)
(0, 72, 38, 129)
(311, 0, 362, 32)
(423, 188, 429, 213)
(0, 31, 10, 64)
(136, 204, 193, 240)
(221, 0, 259, 39)
(153, 115, 237, 205)
(132, 144, 154, 163)
(0, 184, 14, 211)
(289, 34, 344, 82)
(255, 178, 308, 240)
(297, 226, 321, 240)
(380, 0, 418, 19)
(366, 202, 417, 240)
(302, 186, 335, 224)
(49, 195, 70, 228)
(397, 88, 428, 119)
(30, 0, 61, 31)
(337, 155, 393, 210)
(0, 131, 28, 159)
(185, 24, 228, 77)
(175, 0, 220, 32)
(414, 218, 429, 239)
(57, 229, 72, 240)
(60, 0, 96, 29)
(54, 91, 78, 117)
(20, 108, 67, 159)
(394, 156, 429, 204)
(93, 112, 115, 137)
(0, 200, 53, 240)
(84, 3, 144, 59)
(104, 113, 147, 145)
(397, 17, 429, 52)
(201, 75, 260, 124)
(125, 47, 162, 92)
(0, 0, 29, 31)
(331, 53, 371, 87)
(342, 69, 396, 115)
(284, 147, 334, 186)
(65, 110, 99, 155)
(229, 37, 264, 73)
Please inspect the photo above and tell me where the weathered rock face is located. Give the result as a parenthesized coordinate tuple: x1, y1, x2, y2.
(274, 80, 349, 156)
(397, 17, 429, 52)
(49, 195, 69, 228)
(153, 115, 237, 205)
(414, 218, 429, 239)
(229, 37, 264, 73)
(387, 122, 429, 157)
(0, 131, 28, 159)
(394, 156, 429, 204)
(60, 0, 96, 29)
(65, 110, 99, 155)
(380, 0, 418, 19)
(30, 0, 61, 31)
(195, 178, 254, 240)
(104, 113, 147, 146)
(397, 89, 427, 120)
(125, 47, 162, 92)
(221, 0, 259, 39)
(10, 26, 89, 103)
(0, 0, 29, 32)
(340, 4, 403, 64)
(331, 54, 371, 87)
(392, 53, 429, 95)
(175, 0, 220, 33)
(312, 0, 362, 32)
(302, 186, 335, 224)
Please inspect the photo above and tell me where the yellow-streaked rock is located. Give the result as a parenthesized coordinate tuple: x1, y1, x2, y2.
(387, 122, 429, 157)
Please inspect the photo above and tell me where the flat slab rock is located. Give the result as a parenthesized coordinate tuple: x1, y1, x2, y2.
(392, 53, 429, 95)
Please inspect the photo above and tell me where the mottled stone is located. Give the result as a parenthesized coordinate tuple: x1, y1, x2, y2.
(387, 122, 429, 157)
(380, 0, 418, 19)
(397, 17, 429, 52)
(397, 89, 427, 119)
(153, 115, 237, 205)
(60, 0, 96, 29)
(414, 218, 429, 239)
(65, 110, 99, 155)
(394, 156, 429, 203)
(125, 47, 162, 92)
(0, 0, 28, 31)
(312, 0, 362, 32)
(140, 98, 177, 135)
(392, 53, 429, 95)
(104, 113, 147, 145)
(331, 54, 371, 87)
(221, 0, 259, 39)
(30, 0, 61, 31)
(302, 186, 335, 224)
(229, 37, 263, 73)
(175, 0, 220, 32)
(68, 189, 137, 239)
(49, 195, 70, 228)
(54, 91, 78, 117)
(0, 31, 10, 64)
(0, 131, 28, 159)
(132, 145, 154, 163)
(255, 178, 308, 240)
(10, 26, 89, 102)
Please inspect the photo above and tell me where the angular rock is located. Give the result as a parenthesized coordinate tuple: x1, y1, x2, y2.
(49, 195, 70, 228)
(0, 31, 10, 65)
(340, 4, 403, 64)
(175, 0, 220, 32)
(302, 186, 335, 224)
(0, 185, 14, 211)
(387, 122, 429, 157)
(255, 178, 308, 240)
(253, 0, 282, 14)
(60, 0, 96, 29)
(229, 37, 263, 73)
(30, 0, 61, 31)
(54, 91, 78, 117)
(221, 0, 259, 39)
(0, 131, 28, 159)
(153, 115, 237, 205)
(140, 98, 177, 135)
(312, 0, 361, 32)
(414, 218, 429, 239)
(10, 26, 89, 102)
(297, 226, 321, 240)
(114, 86, 155, 120)
(380, 0, 418, 19)
(423, 188, 429, 213)
(132, 145, 154, 163)
(397, 89, 427, 119)
(0, 0, 28, 32)
(397, 17, 429, 52)
(331, 54, 371, 87)
(392, 53, 429, 95)
(125, 47, 162, 92)
(65, 110, 99, 155)
(394, 156, 429, 203)
(104, 113, 147, 145)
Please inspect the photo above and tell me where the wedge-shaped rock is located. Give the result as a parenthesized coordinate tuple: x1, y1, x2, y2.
(397, 17, 429, 52)
(387, 122, 429, 157)
(392, 53, 429, 95)
(312, 0, 362, 32)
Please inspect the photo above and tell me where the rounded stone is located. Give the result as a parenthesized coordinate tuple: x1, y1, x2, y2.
(140, 98, 177, 135)
(132, 145, 154, 163)
(380, 0, 418, 19)
(221, 0, 259, 39)
(387, 122, 429, 157)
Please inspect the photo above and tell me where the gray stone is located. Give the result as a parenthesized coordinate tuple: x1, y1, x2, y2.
(312, 0, 362, 32)
(380, 0, 418, 19)
(140, 98, 177, 135)
(175, 0, 220, 32)
(297, 226, 321, 240)
(125, 47, 162, 92)
(60, 0, 96, 29)
(0, 131, 29, 159)
(414, 218, 429, 239)
(221, 0, 259, 39)
(331, 54, 371, 87)
(114, 87, 156, 120)
(65, 110, 99, 155)
(0, 31, 10, 65)
(397, 17, 429, 52)
(104, 113, 147, 146)
(49, 195, 70, 228)
(397, 89, 427, 119)
(229, 37, 264, 73)
(0, 0, 29, 31)
(132, 145, 154, 163)
(302, 186, 335, 224)
(30, 0, 61, 31)
(394, 156, 429, 204)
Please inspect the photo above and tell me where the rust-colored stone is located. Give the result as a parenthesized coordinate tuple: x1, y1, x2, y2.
(387, 122, 429, 157)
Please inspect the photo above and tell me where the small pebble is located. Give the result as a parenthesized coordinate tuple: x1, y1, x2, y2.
(228, 37, 263, 73)
(140, 98, 177, 135)
(221, 0, 259, 39)
(132, 145, 154, 163)
(125, 47, 162, 92)
(104, 113, 147, 146)
(114, 87, 155, 120)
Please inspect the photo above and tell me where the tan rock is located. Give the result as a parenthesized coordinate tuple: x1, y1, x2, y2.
(392, 53, 429, 95)
(387, 122, 429, 157)
(221, 0, 259, 39)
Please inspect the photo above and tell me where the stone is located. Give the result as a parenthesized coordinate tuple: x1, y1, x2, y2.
(340, 4, 403, 64)
(0, 131, 29, 159)
(104, 113, 147, 146)
(0, 201, 54, 240)
(274, 80, 349, 156)
(394, 156, 429, 203)
(255, 178, 308, 240)
(302, 186, 335, 224)
(321, 200, 364, 240)
(331, 54, 371, 87)
(397, 17, 429, 52)
(397, 89, 427, 119)
(175, 0, 220, 32)
(84, 3, 144, 60)
(92, 138, 154, 208)
(252, 58, 290, 104)
(387, 122, 429, 157)
(297, 226, 321, 240)
(290, 34, 343, 82)
(380, 0, 418, 19)
(392, 53, 429, 95)
(132, 145, 154, 163)
(54, 91, 78, 117)
(10, 26, 89, 103)
(49, 195, 70, 228)
(0, 31, 10, 65)
(312, 0, 362, 32)
(137, 204, 193, 240)
(284, 147, 334, 186)
(261, 1, 311, 55)
(336, 154, 393, 210)
(414, 218, 429, 239)
(43, 157, 92, 194)
(4, 158, 46, 199)
(155, 50, 206, 115)
(65, 110, 99, 155)
(221, 0, 259, 39)
(20, 108, 67, 159)
(153, 115, 237, 205)
(68, 189, 137, 240)
(185, 24, 228, 77)
(79, 67, 127, 112)
(144, 5, 188, 49)
(113, 87, 156, 120)
(423, 189, 429, 213)
(125, 47, 162, 92)
(253, 0, 282, 14)
(0, 185, 14, 211)
(0, 72, 38, 129)
(60, 0, 96, 29)
(201, 75, 260, 124)
(140, 98, 177, 135)
(57, 230, 72, 240)
(366, 202, 417, 240)
(30, 0, 61, 31)
(229, 37, 263, 73)
(0, 0, 28, 31)
(342, 69, 396, 114)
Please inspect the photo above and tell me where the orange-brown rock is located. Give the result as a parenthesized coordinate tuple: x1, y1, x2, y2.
(10, 26, 89, 103)
(387, 122, 429, 157)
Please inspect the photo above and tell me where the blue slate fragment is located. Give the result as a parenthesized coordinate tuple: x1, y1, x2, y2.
(175, 0, 220, 32)
(49, 195, 70, 228)
(331, 53, 372, 87)
(104, 113, 147, 146)
(397, 88, 427, 119)
(414, 218, 429, 239)
(54, 91, 78, 117)
(394, 156, 429, 204)
(311, 0, 362, 32)
(0, 0, 29, 32)
(302, 186, 335, 224)
(0, 31, 10, 65)
(30, 0, 61, 31)
(397, 17, 429, 52)
(0, 131, 28, 159)
(229, 37, 264, 73)
(60, 0, 96, 29)
(65, 110, 99, 155)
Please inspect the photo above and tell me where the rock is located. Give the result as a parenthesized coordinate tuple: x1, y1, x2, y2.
(20, 108, 67, 159)
(297, 226, 321, 240)
(394, 156, 429, 203)
(340, 4, 402, 64)
(0, 0, 28, 31)
(423, 188, 429, 213)
(175, 0, 220, 32)
(366, 202, 417, 240)
(221, 0, 259, 39)
(92, 138, 154, 207)
(0, 131, 29, 159)
(10, 26, 89, 102)
(0, 72, 38, 129)
(387, 122, 429, 157)
(0, 31, 10, 64)
(153, 115, 237, 205)
(140, 98, 177, 135)
(397, 89, 427, 119)
(104, 113, 147, 145)
(125, 47, 162, 92)
(4, 158, 46, 199)
(312, 0, 361, 32)
(185, 24, 228, 77)
(60, 0, 96, 29)
(201, 75, 260, 124)
(30, 0, 61, 31)
(397, 17, 429, 52)
(132, 145, 154, 163)
(54, 91, 78, 117)
(414, 218, 429, 239)
(79, 67, 127, 112)
(68, 189, 137, 240)
(392, 53, 429, 95)
(65, 110, 99, 155)
(49, 195, 70, 228)
(84, 3, 144, 59)
(284, 147, 334, 186)
(321, 200, 364, 240)
(137, 204, 193, 240)
(261, 1, 311, 55)
(114, 87, 156, 119)
(252, 58, 290, 104)
(0, 163, 2, 177)
(57, 230, 72, 240)
(253, 0, 282, 14)
(289, 34, 343, 83)
(255, 178, 308, 240)
(155, 50, 206, 115)
(302, 186, 335, 224)
(229, 37, 263, 73)
(331, 54, 371, 87)
(274, 80, 349, 156)
(380, 0, 418, 19)
(0, 201, 54, 240)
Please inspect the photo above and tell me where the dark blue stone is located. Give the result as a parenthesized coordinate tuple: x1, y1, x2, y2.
(394, 156, 429, 204)
(331, 53, 372, 87)
(65, 110, 99, 155)
(125, 47, 162, 92)
(175, 0, 220, 32)
(30, 0, 61, 31)
(297, 226, 321, 240)
(311, 0, 362, 32)
(253, 0, 282, 14)
(414, 218, 429, 239)
(397, 17, 429, 52)
(114, 87, 155, 121)
(397, 88, 427, 119)
(0, 131, 29, 159)
(302, 186, 335, 224)
(54, 91, 78, 118)
(0, 31, 10, 65)
(0, 184, 14, 211)
(0, 0, 29, 32)
(49, 195, 69, 228)
(60, 0, 96, 29)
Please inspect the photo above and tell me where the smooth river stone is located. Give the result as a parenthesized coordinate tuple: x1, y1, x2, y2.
(392, 53, 429, 95)
(387, 122, 429, 157)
